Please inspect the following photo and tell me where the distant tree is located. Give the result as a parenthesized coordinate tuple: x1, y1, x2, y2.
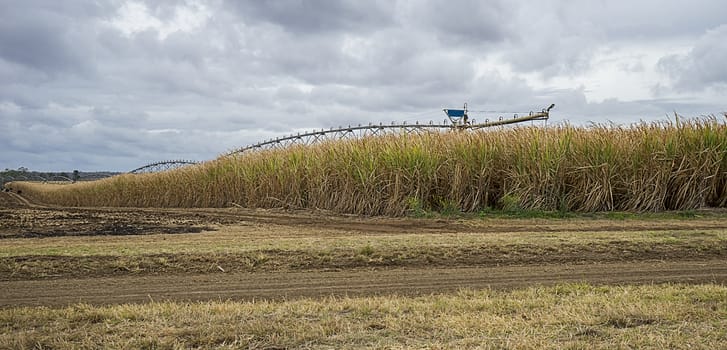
(72, 170, 80, 182)
(17, 166, 28, 172)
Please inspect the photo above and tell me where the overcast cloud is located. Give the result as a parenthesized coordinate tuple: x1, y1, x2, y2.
(1, 0, 725, 171)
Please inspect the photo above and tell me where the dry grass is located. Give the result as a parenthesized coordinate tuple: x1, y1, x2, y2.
(2, 283, 725, 349)
(3, 218, 726, 258)
(8, 117, 727, 215)
(2, 217, 726, 279)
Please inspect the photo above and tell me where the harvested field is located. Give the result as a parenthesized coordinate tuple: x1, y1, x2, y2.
(2, 191, 726, 300)
(2, 191, 727, 348)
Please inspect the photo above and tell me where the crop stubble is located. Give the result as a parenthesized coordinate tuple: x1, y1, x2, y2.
(1, 192, 726, 307)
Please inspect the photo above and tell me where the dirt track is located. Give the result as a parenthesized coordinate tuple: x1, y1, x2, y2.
(4, 191, 727, 239)
(2, 191, 727, 308)
(3, 260, 726, 307)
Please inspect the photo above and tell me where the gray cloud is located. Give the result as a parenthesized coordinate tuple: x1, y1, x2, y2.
(400, 0, 511, 45)
(497, 0, 727, 75)
(226, 0, 394, 34)
(0, 1, 110, 76)
(658, 25, 727, 91)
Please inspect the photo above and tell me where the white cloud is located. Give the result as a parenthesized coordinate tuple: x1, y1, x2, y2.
(0, 100, 22, 114)
(107, 1, 212, 40)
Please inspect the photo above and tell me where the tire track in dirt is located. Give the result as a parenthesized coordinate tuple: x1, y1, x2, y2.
(0, 192, 28, 208)
(2, 260, 725, 307)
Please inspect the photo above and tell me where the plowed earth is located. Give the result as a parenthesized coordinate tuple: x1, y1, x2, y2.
(1, 191, 726, 307)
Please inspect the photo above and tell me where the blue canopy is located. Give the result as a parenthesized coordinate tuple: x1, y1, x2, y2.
(444, 109, 465, 117)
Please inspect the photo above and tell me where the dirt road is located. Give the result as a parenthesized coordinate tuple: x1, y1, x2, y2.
(2, 260, 725, 307)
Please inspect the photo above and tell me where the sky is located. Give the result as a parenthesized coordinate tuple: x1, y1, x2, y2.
(1, 0, 726, 172)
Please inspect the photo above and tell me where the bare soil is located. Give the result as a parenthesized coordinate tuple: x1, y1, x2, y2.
(1, 191, 726, 307)
(3, 261, 725, 308)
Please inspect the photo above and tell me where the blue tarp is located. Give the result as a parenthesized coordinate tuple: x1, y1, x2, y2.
(444, 109, 465, 117)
